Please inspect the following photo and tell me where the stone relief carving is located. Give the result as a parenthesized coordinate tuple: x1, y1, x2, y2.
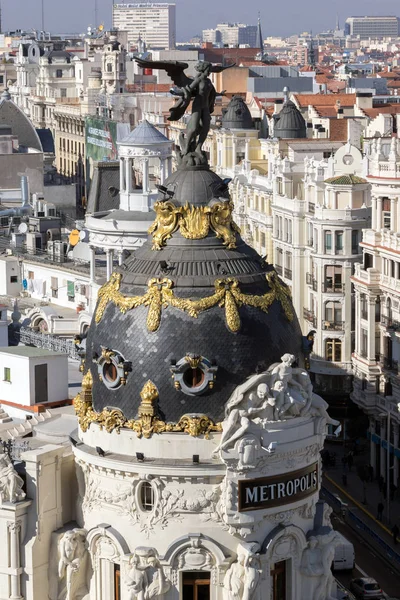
(300, 531, 341, 600)
(126, 547, 170, 600)
(176, 538, 214, 570)
(80, 464, 225, 537)
(57, 529, 88, 600)
(223, 543, 262, 600)
(214, 354, 338, 462)
(0, 452, 26, 504)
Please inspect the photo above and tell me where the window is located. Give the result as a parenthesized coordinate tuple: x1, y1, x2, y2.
(277, 177, 283, 195)
(324, 230, 332, 253)
(56, 69, 63, 78)
(140, 482, 154, 512)
(352, 230, 359, 254)
(67, 280, 75, 301)
(114, 564, 121, 600)
(325, 301, 342, 325)
(360, 294, 368, 320)
(375, 297, 381, 323)
(382, 198, 391, 229)
(10, 276, 18, 283)
(28, 271, 34, 279)
(335, 231, 343, 254)
(324, 266, 342, 292)
(107, 63, 113, 72)
(60, 88, 67, 98)
(4, 367, 11, 382)
(361, 329, 368, 357)
(326, 339, 342, 362)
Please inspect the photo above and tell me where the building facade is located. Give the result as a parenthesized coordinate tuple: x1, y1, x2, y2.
(345, 16, 399, 39)
(351, 135, 400, 484)
(112, 2, 176, 49)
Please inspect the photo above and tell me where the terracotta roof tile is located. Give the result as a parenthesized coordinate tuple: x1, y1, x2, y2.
(294, 93, 356, 108)
(329, 119, 348, 142)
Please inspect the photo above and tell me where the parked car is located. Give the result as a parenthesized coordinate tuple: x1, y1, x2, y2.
(332, 532, 355, 571)
(349, 578, 383, 599)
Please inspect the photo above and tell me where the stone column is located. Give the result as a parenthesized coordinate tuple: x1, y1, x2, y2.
(126, 158, 132, 193)
(106, 249, 114, 281)
(354, 291, 360, 355)
(397, 197, 400, 235)
(160, 158, 166, 184)
(89, 246, 96, 283)
(118, 250, 124, 266)
(376, 197, 382, 230)
(245, 139, 250, 162)
(232, 137, 237, 168)
(143, 158, 149, 193)
(119, 157, 125, 192)
(8, 521, 22, 600)
(367, 298, 376, 360)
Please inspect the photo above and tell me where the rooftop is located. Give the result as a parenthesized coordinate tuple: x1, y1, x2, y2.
(0, 346, 66, 358)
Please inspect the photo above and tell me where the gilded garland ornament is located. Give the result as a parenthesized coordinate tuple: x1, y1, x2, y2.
(73, 375, 221, 438)
(95, 271, 293, 332)
(148, 199, 239, 250)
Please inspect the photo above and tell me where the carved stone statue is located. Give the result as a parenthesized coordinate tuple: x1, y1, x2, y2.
(223, 543, 261, 600)
(135, 58, 234, 166)
(300, 531, 341, 600)
(213, 375, 272, 454)
(126, 548, 170, 600)
(57, 529, 88, 600)
(0, 452, 26, 504)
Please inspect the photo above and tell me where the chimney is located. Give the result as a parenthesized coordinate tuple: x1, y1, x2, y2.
(20, 175, 29, 206)
(355, 92, 373, 111)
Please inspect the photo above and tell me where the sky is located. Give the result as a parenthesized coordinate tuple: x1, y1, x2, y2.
(2, 0, 400, 40)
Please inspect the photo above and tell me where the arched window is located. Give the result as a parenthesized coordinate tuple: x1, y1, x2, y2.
(140, 482, 155, 512)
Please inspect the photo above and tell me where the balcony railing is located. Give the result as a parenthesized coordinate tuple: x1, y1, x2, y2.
(308, 202, 315, 214)
(306, 273, 318, 290)
(380, 315, 400, 330)
(284, 268, 292, 280)
(275, 265, 283, 275)
(379, 354, 399, 373)
(303, 308, 317, 327)
(322, 320, 345, 331)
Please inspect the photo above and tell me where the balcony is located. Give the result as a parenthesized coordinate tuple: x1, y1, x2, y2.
(323, 283, 343, 293)
(275, 265, 283, 275)
(308, 202, 315, 215)
(284, 268, 292, 280)
(306, 272, 318, 291)
(322, 320, 344, 331)
(380, 315, 400, 330)
(303, 308, 317, 327)
(379, 354, 399, 374)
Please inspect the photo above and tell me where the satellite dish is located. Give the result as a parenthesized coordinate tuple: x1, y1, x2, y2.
(18, 222, 28, 234)
(69, 229, 80, 247)
(79, 229, 89, 241)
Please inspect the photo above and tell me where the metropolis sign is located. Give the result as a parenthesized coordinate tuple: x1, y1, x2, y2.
(238, 462, 319, 511)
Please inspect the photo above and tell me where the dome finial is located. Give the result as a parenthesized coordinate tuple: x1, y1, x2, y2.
(283, 86, 290, 104)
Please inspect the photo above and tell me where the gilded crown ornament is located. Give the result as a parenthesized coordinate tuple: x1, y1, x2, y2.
(95, 270, 293, 333)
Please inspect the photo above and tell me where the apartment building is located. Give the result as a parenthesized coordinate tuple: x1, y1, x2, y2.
(112, 3, 176, 49)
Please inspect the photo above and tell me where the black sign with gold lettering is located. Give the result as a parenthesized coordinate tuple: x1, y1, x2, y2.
(238, 463, 319, 512)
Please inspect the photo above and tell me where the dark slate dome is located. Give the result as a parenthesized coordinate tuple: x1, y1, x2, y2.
(274, 100, 306, 139)
(161, 166, 230, 206)
(86, 167, 303, 427)
(222, 96, 254, 130)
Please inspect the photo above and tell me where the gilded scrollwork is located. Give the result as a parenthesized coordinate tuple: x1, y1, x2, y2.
(94, 270, 293, 333)
(74, 374, 221, 437)
(147, 200, 240, 249)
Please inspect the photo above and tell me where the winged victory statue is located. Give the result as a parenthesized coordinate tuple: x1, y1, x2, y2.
(135, 58, 234, 166)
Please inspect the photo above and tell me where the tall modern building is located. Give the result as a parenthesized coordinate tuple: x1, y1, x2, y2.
(345, 16, 399, 38)
(112, 2, 176, 49)
(202, 23, 258, 47)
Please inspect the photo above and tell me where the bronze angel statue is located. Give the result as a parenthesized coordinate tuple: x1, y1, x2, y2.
(135, 58, 234, 166)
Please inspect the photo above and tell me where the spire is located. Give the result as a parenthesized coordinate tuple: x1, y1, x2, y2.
(336, 13, 340, 31)
(256, 12, 264, 55)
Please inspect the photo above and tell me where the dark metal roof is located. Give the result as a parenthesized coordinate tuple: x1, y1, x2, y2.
(86, 162, 120, 214)
(119, 119, 169, 146)
(274, 100, 307, 139)
(0, 92, 43, 151)
(86, 166, 303, 426)
(222, 96, 254, 130)
(161, 166, 230, 206)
